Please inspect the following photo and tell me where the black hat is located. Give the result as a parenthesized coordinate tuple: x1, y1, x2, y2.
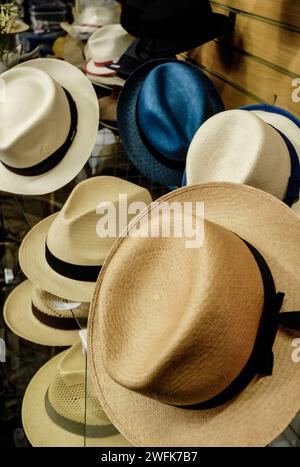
(119, 0, 233, 53)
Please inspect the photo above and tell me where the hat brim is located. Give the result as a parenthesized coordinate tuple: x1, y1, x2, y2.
(19, 214, 96, 302)
(4, 280, 81, 347)
(86, 70, 125, 87)
(0, 58, 99, 195)
(88, 183, 300, 447)
(22, 349, 132, 447)
(5, 20, 30, 35)
(117, 59, 224, 188)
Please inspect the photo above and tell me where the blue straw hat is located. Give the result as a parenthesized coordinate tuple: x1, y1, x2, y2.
(117, 59, 224, 187)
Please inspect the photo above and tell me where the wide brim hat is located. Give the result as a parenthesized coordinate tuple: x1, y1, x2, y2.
(3, 19, 30, 35)
(22, 348, 132, 447)
(3, 280, 81, 347)
(0, 58, 99, 195)
(117, 59, 224, 187)
(88, 183, 300, 447)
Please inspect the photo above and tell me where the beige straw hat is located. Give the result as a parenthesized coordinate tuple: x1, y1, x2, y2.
(84, 25, 132, 87)
(3, 19, 29, 35)
(88, 182, 300, 447)
(3, 280, 89, 346)
(22, 343, 131, 447)
(186, 108, 300, 207)
(19, 176, 152, 302)
(0, 58, 99, 195)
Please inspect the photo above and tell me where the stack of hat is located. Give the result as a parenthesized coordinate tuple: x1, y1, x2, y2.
(3, 175, 151, 446)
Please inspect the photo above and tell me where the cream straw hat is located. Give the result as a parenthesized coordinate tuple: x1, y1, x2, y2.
(88, 183, 300, 447)
(71, 5, 121, 40)
(19, 176, 152, 302)
(4, 280, 89, 346)
(186, 107, 300, 207)
(0, 58, 99, 195)
(22, 343, 131, 447)
(84, 25, 133, 87)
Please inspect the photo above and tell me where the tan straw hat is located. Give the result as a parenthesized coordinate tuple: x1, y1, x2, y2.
(4, 280, 89, 346)
(22, 343, 131, 447)
(88, 182, 300, 447)
(186, 108, 300, 208)
(0, 58, 99, 195)
(84, 25, 132, 87)
(19, 176, 152, 302)
(3, 19, 30, 35)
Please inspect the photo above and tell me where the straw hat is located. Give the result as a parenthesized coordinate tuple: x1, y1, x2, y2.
(186, 106, 300, 207)
(99, 92, 119, 132)
(0, 58, 99, 195)
(84, 25, 133, 87)
(117, 59, 224, 187)
(22, 343, 131, 447)
(71, 5, 121, 40)
(88, 183, 300, 447)
(19, 176, 152, 302)
(3, 280, 89, 346)
(3, 19, 29, 35)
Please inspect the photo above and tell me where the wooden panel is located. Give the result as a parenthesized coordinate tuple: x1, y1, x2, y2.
(212, 5, 300, 75)
(212, 0, 300, 29)
(189, 41, 300, 117)
(204, 71, 260, 109)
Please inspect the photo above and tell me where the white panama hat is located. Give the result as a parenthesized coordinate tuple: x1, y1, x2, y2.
(0, 58, 99, 195)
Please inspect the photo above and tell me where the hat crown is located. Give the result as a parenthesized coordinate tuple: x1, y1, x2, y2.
(137, 63, 213, 162)
(48, 343, 110, 426)
(0, 67, 71, 170)
(32, 287, 89, 319)
(89, 25, 133, 62)
(99, 213, 264, 406)
(47, 176, 152, 266)
(186, 110, 291, 200)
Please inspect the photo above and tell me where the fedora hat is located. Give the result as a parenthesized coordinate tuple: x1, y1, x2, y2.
(19, 176, 152, 302)
(71, 5, 121, 40)
(185, 106, 300, 207)
(117, 59, 224, 187)
(88, 183, 300, 447)
(22, 343, 132, 447)
(0, 58, 99, 195)
(4, 280, 89, 346)
(84, 25, 133, 87)
(119, 0, 232, 55)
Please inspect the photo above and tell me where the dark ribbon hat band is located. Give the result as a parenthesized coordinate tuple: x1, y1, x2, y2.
(270, 126, 300, 207)
(45, 390, 119, 438)
(177, 237, 300, 411)
(31, 303, 86, 331)
(45, 245, 101, 282)
(2, 87, 78, 177)
(136, 114, 186, 170)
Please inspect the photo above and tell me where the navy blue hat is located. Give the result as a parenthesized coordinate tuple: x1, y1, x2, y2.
(117, 59, 224, 187)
